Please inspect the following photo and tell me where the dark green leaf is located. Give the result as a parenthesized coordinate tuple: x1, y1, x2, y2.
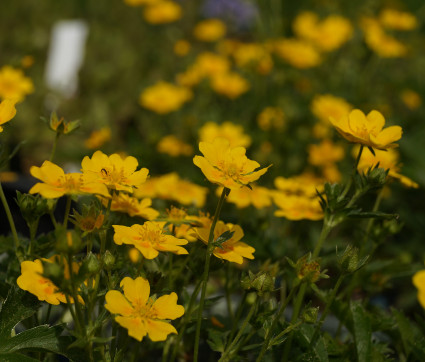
(347, 210, 398, 220)
(0, 353, 39, 362)
(207, 328, 225, 352)
(295, 324, 328, 362)
(350, 301, 372, 362)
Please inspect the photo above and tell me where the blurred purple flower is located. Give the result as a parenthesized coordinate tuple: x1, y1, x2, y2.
(202, 0, 258, 29)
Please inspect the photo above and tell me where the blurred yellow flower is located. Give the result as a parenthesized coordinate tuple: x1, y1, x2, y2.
(196, 220, 255, 264)
(113, 221, 188, 259)
(81, 150, 149, 193)
(233, 43, 273, 74)
(0, 99, 17, 132)
(30, 161, 110, 198)
(103, 193, 159, 219)
(272, 192, 323, 221)
(143, 1, 182, 24)
(193, 19, 226, 42)
(193, 137, 269, 190)
(273, 38, 321, 69)
(379, 8, 417, 31)
(157, 135, 193, 157)
(140, 81, 192, 114)
(413, 270, 425, 309)
(257, 107, 285, 131)
(311, 94, 353, 124)
(293, 12, 353, 52)
(84, 127, 111, 149)
(105, 276, 184, 341)
(210, 71, 250, 99)
(173, 39, 191, 56)
(217, 184, 272, 209)
(0, 66, 34, 101)
(400, 89, 421, 110)
(308, 140, 345, 167)
(330, 109, 402, 150)
(21, 55, 35, 68)
(199, 121, 251, 148)
(274, 173, 324, 197)
(356, 146, 418, 188)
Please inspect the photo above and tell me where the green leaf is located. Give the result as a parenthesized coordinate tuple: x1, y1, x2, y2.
(0, 286, 40, 340)
(347, 210, 398, 220)
(207, 329, 225, 352)
(0, 353, 39, 362)
(295, 324, 328, 362)
(350, 301, 372, 362)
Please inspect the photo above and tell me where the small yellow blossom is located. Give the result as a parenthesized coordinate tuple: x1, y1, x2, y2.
(163, 207, 199, 242)
(329, 109, 402, 150)
(379, 9, 417, 31)
(308, 140, 345, 167)
(173, 39, 191, 56)
(157, 135, 193, 157)
(143, 1, 182, 24)
(311, 94, 353, 124)
(113, 221, 188, 259)
(84, 127, 111, 149)
(0, 99, 17, 132)
(210, 72, 250, 99)
(257, 107, 285, 131)
(217, 185, 271, 209)
(104, 193, 159, 219)
(30, 161, 110, 199)
(105, 276, 184, 341)
(0, 66, 34, 101)
(196, 220, 255, 264)
(274, 173, 324, 197)
(193, 19, 226, 42)
(81, 150, 149, 193)
(129, 248, 142, 263)
(193, 137, 270, 190)
(71, 207, 104, 233)
(273, 38, 321, 69)
(272, 192, 323, 221)
(233, 43, 273, 74)
(140, 81, 192, 114)
(400, 89, 421, 110)
(413, 270, 425, 309)
(199, 121, 251, 148)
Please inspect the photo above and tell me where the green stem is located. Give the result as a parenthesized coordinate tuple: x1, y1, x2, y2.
(220, 295, 258, 362)
(193, 187, 229, 362)
(227, 292, 247, 344)
(67, 253, 85, 337)
(256, 283, 299, 362)
(0, 181, 22, 262)
(63, 196, 72, 228)
(44, 304, 52, 324)
(225, 264, 234, 324)
(338, 145, 364, 202)
(49, 132, 60, 162)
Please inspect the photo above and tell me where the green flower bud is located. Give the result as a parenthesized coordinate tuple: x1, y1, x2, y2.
(241, 270, 275, 296)
(302, 306, 319, 323)
(15, 191, 49, 225)
(365, 167, 388, 188)
(103, 250, 116, 269)
(337, 245, 368, 274)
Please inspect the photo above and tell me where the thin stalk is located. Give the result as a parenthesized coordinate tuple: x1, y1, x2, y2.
(227, 292, 247, 344)
(0, 181, 22, 261)
(67, 253, 85, 337)
(27, 220, 39, 257)
(256, 283, 299, 362)
(225, 264, 234, 324)
(49, 210, 58, 229)
(193, 187, 229, 362)
(44, 304, 52, 324)
(220, 296, 258, 362)
(63, 195, 72, 228)
(338, 145, 364, 202)
(49, 132, 60, 162)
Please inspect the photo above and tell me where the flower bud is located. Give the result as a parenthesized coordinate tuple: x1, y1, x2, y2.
(338, 245, 368, 274)
(241, 270, 275, 296)
(297, 258, 321, 283)
(302, 306, 319, 323)
(103, 250, 116, 269)
(15, 191, 49, 225)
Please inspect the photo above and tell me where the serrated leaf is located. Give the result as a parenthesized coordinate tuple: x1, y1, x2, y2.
(207, 329, 225, 352)
(295, 324, 328, 362)
(350, 301, 372, 362)
(0, 286, 40, 340)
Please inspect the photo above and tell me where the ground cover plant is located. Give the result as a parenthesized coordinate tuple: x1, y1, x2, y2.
(1, 0, 425, 361)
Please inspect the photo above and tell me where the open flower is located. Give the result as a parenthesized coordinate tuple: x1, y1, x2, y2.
(329, 109, 402, 150)
(105, 276, 184, 341)
(272, 192, 323, 221)
(216, 185, 272, 209)
(0, 65, 34, 101)
(193, 137, 269, 190)
(0, 99, 17, 132)
(113, 221, 188, 259)
(30, 161, 110, 199)
(81, 151, 149, 193)
(103, 193, 159, 219)
(195, 220, 255, 264)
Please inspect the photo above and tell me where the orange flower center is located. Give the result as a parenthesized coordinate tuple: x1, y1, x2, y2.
(61, 175, 82, 190)
(131, 298, 157, 319)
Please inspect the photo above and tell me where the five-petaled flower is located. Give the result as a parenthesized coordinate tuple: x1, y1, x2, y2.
(113, 221, 188, 259)
(105, 276, 184, 341)
(193, 137, 270, 190)
(329, 109, 402, 150)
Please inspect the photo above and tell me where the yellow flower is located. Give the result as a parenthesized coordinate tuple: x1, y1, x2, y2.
(139, 81, 192, 114)
(272, 192, 323, 221)
(210, 72, 249, 99)
(157, 135, 193, 157)
(273, 38, 321, 69)
(81, 150, 149, 193)
(162, 206, 199, 242)
(104, 193, 159, 219)
(173, 39, 191, 56)
(413, 270, 425, 309)
(199, 121, 251, 148)
(105, 276, 184, 341)
(195, 220, 254, 264)
(193, 137, 270, 190)
(0, 99, 17, 132)
(355, 146, 418, 188)
(311, 94, 353, 124)
(84, 127, 111, 149)
(71, 206, 104, 233)
(274, 173, 324, 197)
(233, 43, 273, 74)
(193, 19, 226, 42)
(30, 161, 110, 199)
(113, 221, 188, 259)
(308, 140, 345, 167)
(216, 185, 271, 209)
(143, 1, 182, 24)
(379, 9, 417, 31)
(257, 107, 285, 131)
(400, 89, 421, 110)
(329, 109, 402, 150)
(0, 66, 34, 101)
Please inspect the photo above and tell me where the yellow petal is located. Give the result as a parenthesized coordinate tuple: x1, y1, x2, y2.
(105, 290, 133, 316)
(370, 126, 402, 149)
(120, 276, 150, 305)
(0, 99, 17, 125)
(413, 270, 425, 289)
(115, 316, 147, 342)
(146, 319, 178, 341)
(366, 110, 385, 135)
(29, 183, 64, 198)
(153, 292, 185, 319)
